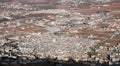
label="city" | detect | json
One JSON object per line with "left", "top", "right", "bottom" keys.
{"left": 0, "top": 0, "right": 120, "bottom": 66}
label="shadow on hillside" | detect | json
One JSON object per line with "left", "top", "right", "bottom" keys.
{"left": 0, "top": 56, "right": 120, "bottom": 66}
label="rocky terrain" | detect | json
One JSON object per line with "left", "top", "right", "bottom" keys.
{"left": 0, "top": 0, "right": 120, "bottom": 66}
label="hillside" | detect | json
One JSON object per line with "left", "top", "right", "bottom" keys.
{"left": 0, "top": 0, "right": 120, "bottom": 66}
